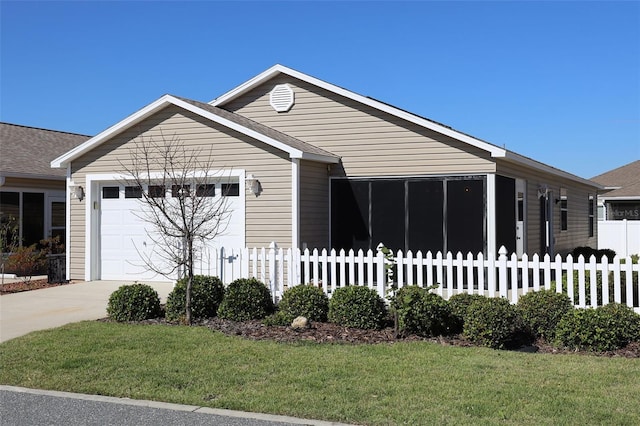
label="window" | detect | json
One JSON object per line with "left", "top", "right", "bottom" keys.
{"left": 196, "top": 184, "right": 216, "bottom": 197}
{"left": 171, "top": 185, "right": 190, "bottom": 198}
{"left": 560, "top": 188, "right": 568, "bottom": 231}
{"left": 588, "top": 195, "right": 594, "bottom": 237}
{"left": 221, "top": 183, "right": 240, "bottom": 196}
{"left": 0, "top": 191, "right": 45, "bottom": 247}
{"left": 124, "top": 186, "right": 142, "bottom": 198}
{"left": 102, "top": 186, "right": 119, "bottom": 199}
{"left": 148, "top": 185, "right": 165, "bottom": 198}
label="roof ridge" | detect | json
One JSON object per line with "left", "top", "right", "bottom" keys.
{"left": 0, "top": 121, "right": 91, "bottom": 138}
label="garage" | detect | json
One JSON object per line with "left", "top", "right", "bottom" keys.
{"left": 98, "top": 179, "right": 244, "bottom": 281}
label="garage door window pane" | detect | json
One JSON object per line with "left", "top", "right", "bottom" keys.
{"left": 222, "top": 183, "right": 239, "bottom": 196}
{"left": 172, "top": 185, "right": 190, "bottom": 198}
{"left": 196, "top": 184, "right": 216, "bottom": 197}
{"left": 102, "top": 187, "right": 119, "bottom": 199}
{"left": 125, "top": 186, "right": 142, "bottom": 198}
{"left": 148, "top": 185, "right": 165, "bottom": 198}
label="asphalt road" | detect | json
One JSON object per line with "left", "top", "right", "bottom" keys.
{"left": 0, "top": 386, "right": 351, "bottom": 426}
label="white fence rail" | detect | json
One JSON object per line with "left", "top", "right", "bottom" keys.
{"left": 598, "top": 219, "right": 640, "bottom": 258}
{"left": 199, "top": 246, "right": 640, "bottom": 313}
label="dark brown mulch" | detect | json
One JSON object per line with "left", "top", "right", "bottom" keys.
{"left": 122, "top": 316, "right": 640, "bottom": 358}
{"left": 0, "top": 278, "right": 79, "bottom": 295}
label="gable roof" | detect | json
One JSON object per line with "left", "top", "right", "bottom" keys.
{"left": 591, "top": 160, "right": 640, "bottom": 199}
{"left": 210, "top": 64, "right": 600, "bottom": 188}
{"left": 1, "top": 122, "right": 89, "bottom": 180}
{"left": 51, "top": 94, "right": 340, "bottom": 169}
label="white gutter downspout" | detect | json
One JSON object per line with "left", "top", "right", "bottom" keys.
{"left": 65, "top": 165, "right": 72, "bottom": 281}
{"left": 291, "top": 159, "right": 300, "bottom": 250}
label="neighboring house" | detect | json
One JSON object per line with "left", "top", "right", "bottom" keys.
{"left": 51, "top": 65, "right": 602, "bottom": 282}
{"left": 591, "top": 160, "right": 640, "bottom": 256}
{"left": 0, "top": 122, "right": 89, "bottom": 248}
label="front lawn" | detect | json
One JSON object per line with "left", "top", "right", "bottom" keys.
{"left": 1, "top": 322, "right": 639, "bottom": 425}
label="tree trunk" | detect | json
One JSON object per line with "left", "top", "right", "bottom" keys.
{"left": 185, "top": 237, "right": 194, "bottom": 325}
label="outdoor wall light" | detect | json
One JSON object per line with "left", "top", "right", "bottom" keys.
{"left": 72, "top": 185, "right": 85, "bottom": 201}
{"left": 245, "top": 174, "right": 261, "bottom": 196}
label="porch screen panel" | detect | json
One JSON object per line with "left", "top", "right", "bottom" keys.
{"left": 331, "top": 179, "right": 370, "bottom": 251}
{"left": 407, "top": 180, "right": 444, "bottom": 253}
{"left": 446, "top": 179, "right": 484, "bottom": 255}
{"left": 495, "top": 175, "right": 516, "bottom": 255}
{"left": 370, "top": 180, "right": 405, "bottom": 253}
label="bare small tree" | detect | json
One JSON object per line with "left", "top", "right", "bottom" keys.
{"left": 118, "top": 132, "right": 231, "bottom": 324}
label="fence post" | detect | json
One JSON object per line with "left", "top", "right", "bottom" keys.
{"left": 268, "top": 242, "right": 278, "bottom": 303}
{"left": 498, "top": 246, "right": 508, "bottom": 299}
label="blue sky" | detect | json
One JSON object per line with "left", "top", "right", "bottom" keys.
{"left": 1, "top": 1, "right": 638, "bottom": 179}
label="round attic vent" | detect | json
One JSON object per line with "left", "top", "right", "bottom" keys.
{"left": 270, "top": 84, "right": 294, "bottom": 112}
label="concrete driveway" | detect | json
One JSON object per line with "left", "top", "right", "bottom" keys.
{"left": 0, "top": 280, "right": 174, "bottom": 343}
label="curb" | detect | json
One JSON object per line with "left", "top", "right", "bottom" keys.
{"left": 0, "top": 385, "right": 355, "bottom": 426}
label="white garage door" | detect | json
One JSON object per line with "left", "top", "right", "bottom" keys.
{"left": 99, "top": 181, "right": 244, "bottom": 281}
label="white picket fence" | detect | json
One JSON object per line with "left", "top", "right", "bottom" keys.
{"left": 199, "top": 246, "right": 640, "bottom": 313}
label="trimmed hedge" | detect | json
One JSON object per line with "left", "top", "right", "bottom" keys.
{"left": 218, "top": 278, "right": 274, "bottom": 321}
{"left": 555, "top": 303, "right": 640, "bottom": 351}
{"left": 463, "top": 297, "right": 531, "bottom": 349}
{"left": 448, "top": 293, "right": 487, "bottom": 334}
{"left": 107, "top": 283, "right": 162, "bottom": 322}
{"left": 165, "top": 275, "right": 225, "bottom": 322}
{"left": 278, "top": 284, "right": 329, "bottom": 323}
{"left": 393, "top": 286, "right": 455, "bottom": 337}
{"left": 328, "top": 286, "right": 387, "bottom": 330}
{"left": 517, "top": 290, "right": 572, "bottom": 341}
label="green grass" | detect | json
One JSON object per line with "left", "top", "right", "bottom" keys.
{"left": 1, "top": 322, "right": 639, "bottom": 425}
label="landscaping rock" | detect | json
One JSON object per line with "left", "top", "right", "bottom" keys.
{"left": 291, "top": 316, "right": 310, "bottom": 329}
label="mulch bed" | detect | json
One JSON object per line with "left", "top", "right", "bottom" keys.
{"left": 127, "top": 316, "right": 640, "bottom": 358}
{"left": 6, "top": 280, "right": 639, "bottom": 358}
{"left": 0, "top": 278, "right": 79, "bottom": 295}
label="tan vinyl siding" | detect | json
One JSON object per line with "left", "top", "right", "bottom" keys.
{"left": 223, "top": 75, "right": 496, "bottom": 177}
{"left": 497, "top": 161, "right": 598, "bottom": 256}
{"left": 299, "top": 160, "right": 330, "bottom": 250}
{"left": 68, "top": 105, "right": 293, "bottom": 280}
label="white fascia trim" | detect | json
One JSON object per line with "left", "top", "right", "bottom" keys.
{"left": 210, "top": 65, "right": 507, "bottom": 158}
{"left": 169, "top": 97, "right": 337, "bottom": 164}
{"left": 51, "top": 94, "right": 338, "bottom": 168}
{"left": 51, "top": 96, "right": 176, "bottom": 169}
{"left": 501, "top": 151, "right": 603, "bottom": 189}
{"left": 600, "top": 196, "right": 640, "bottom": 201}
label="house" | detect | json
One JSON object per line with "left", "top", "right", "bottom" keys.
{"left": 591, "top": 160, "right": 640, "bottom": 256}
{"left": 51, "top": 65, "right": 602, "bottom": 282}
{"left": 1, "top": 123, "right": 89, "bottom": 248}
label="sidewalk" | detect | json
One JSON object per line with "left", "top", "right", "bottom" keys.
{"left": 0, "top": 280, "right": 174, "bottom": 343}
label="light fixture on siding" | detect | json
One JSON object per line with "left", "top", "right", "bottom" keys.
{"left": 71, "top": 184, "right": 85, "bottom": 201}
{"left": 245, "top": 174, "right": 261, "bottom": 196}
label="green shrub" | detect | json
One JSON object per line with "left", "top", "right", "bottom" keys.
{"left": 107, "top": 283, "right": 162, "bottom": 322}
{"left": 328, "top": 286, "right": 387, "bottom": 330}
{"left": 572, "top": 246, "right": 616, "bottom": 262}
{"left": 392, "top": 286, "right": 455, "bottom": 337}
{"left": 262, "top": 310, "right": 292, "bottom": 327}
{"left": 517, "top": 290, "right": 573, "bottom": 341}
{"left": 555, "top": 304, "right": 640, "bottom": 352}
{"left": 165, "top": 275, "right": 225, "bottom": 322}
{"left": 278, "top": 285, "right": 329, "bottom": 323}
{"left": 463, "top": 297, "right": 531, "bottom": 349}
{"left": 218, "top": 278, "right": 274, "bottom": 321}
{"left": 448, "top": 293, "right": 487, "bottom": 333}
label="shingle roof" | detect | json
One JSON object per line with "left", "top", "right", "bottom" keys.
{"left": 1, "top": 122, "right": 89, "bottom": 180}
{"left": 591, "top": 160, "right": 640, "bottom": 198}
{"left": 173, "top": 96, "right": 339, "bottom": 160}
